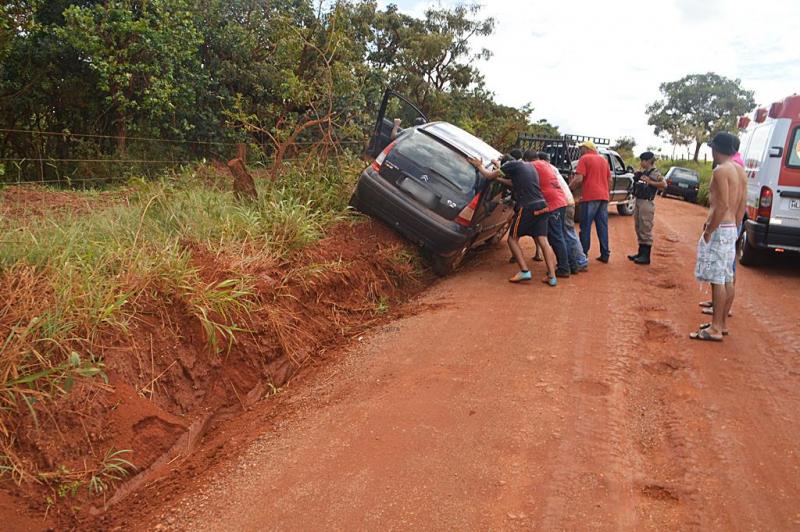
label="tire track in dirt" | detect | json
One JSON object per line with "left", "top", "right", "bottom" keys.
{"left": 643, "top": 200, "right": 800, "bottom": 530}
{"left": 104, "top": 198, "right": 800, "bottom": 531}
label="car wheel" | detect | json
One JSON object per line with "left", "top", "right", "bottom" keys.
{"left": 429, "top": 242, "right": 471, "bottom": 277}
{"left": 617, "top": 197, "right": 635, "bottom": 216}
{"left": 347, "top": 193, "right": 360, "bottom": 211}
{"left": 739, "top": 231, "right": 763, "bottom": 267}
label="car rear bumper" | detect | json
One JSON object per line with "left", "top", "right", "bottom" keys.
{"left": 745, "top": 219, "right": 800, "bottom": 252}
{"left": 352, "top": 167, "right": 473, "bottom": 254}
{"left": 664, "top": 184, "right": 698, "bottom": 198}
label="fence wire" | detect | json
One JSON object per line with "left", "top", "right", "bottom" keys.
{"left": 0, "top": 128, "right": 366, "bottom": 186}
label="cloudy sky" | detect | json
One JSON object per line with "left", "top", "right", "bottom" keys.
{"left": 386, "top": 0, "right": 800, "bottom": 156}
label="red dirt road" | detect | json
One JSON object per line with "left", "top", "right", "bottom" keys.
{"left": 147, "top": 198, "right": 800, "bottom": 531}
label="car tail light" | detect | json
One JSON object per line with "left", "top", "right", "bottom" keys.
{"left": 758, "top": 186, "right": 773, "bottom": 218}
{"left": 455, "top": 192, "right": 482, "bottom": 227}
{"left": 370, "top": 141, "right": 396, "bottom": 171}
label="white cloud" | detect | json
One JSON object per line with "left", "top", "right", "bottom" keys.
{"left": 388, "top": 0, "right": 800, "bottom": 156}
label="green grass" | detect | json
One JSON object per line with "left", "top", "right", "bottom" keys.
{"left": 0, "top": 156, "right": 362, "bottom": 480}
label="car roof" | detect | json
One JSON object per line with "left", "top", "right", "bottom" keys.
{"left": 668, "top": 166, "right": 699, "bottom": 174}
{"left": 420, "top": 121, "right": 501, "bottom": 161}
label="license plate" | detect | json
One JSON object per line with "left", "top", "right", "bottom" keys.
{"left": 790, "top": 199, "right": 800, "bottom": 210}
{"left": 678, "top": 183, "right": 689, "bottom": 188}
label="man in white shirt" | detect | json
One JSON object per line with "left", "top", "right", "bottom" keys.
{"left": 538, "top": 152, "right": 588, "bottom": 273}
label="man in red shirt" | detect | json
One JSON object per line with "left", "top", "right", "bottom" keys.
{"left": 570, "top": 140, "right": 612, "bottom": 262}
{"left": 524, "top": 150, "right": 571, "bottom": 277}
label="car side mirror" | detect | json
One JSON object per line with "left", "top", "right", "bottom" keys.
{"left": 626, "top": 166, "right": 635, "bottom": 173}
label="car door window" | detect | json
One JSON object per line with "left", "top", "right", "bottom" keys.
{"left": 367, "top": 90, "right": 427, "bottom": 158}
{"left": 611, "top": 155, "right": 625, "bottom": 174}
{"left": 786, "top": 127, "right": 800, "bottom": 168}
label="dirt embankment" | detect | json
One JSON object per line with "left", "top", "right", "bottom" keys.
{"left": 0, "top": 186, "right": 430, "bottom": 529}
{"left": 123, "top": 196, "right": 800, "bottom": 532}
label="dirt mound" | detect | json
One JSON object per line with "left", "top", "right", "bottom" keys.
{"left": 0, "top": 185, "right": 127, "bottom": 222}
{"left": 0, "top": 216, "right": 429, "bottom": 529}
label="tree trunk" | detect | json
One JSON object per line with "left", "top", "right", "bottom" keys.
{"left": 693, "top": 139, "right": 702, "bottom": 162}
{"left": 117, "top": 117, "right": 127, "bottom": 156}
{"left": 227, "top": 157, "right": 258, "bottom": 202}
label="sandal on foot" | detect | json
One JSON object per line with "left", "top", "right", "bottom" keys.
{"left": 701, "top": 307, "right": 733, "bottom": 317}
{"left": 700, "top": 323, "right": 729, "bottom": 336}
{"left": 689, "top": 328, "right": 723, "bottom": 342}
{"left": 698, "top": 300, "right": 713, "bottom": 308}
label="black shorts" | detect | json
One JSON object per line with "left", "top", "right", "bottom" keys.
{"left": 509, "top": 207, "right": 549, "bottom": 239}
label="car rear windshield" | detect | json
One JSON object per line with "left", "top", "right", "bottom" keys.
{"left": 393, "top": 132, "right": 478, "bottom": 193}
{"left": 421, "top": 122, "right": 501, "bottom": 161}
{"left": 671, "top": 169, "right": 699, "bottom": 181}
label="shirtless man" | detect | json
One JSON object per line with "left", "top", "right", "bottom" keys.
{"left": 691, "top": 132, "right": 747, "bottom": 341}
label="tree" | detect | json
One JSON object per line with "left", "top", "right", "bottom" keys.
{"left": 611, "top": 136, "right": 636, "bottom": 159}
{"left": 60, "top": 0, "right": 203, "bottom": 152}
{"left": 646, "top": 73, "right": 755, "bottom": 161}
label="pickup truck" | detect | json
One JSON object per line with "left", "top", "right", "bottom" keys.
{"left": 515, "top": 133, "right": 636, "bottom": 216}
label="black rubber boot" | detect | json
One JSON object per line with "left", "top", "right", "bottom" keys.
{"left": 628, "top": 244, "right": 643, "bottom": 261}
{"left": 634, "top": 245, "right": 651, "bottom": 265}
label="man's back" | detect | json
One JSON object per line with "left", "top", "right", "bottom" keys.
{"left": 532, "top": 160, "right": 567, "bottom": 211}
{"left": 576, "top": 153, "right": 611, "bottom": 202}
{"left": 500, "top": 160, "right": 546, "bottom": 211}
{"left": 709, "top": 161, "right": 746, "bottom": 224}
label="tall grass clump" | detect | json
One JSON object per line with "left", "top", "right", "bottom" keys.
{"left": 0, "top": 156, "right": 361, "bottom": 481}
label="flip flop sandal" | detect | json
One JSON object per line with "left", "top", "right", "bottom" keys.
{"left": 700, "top": 323, "right": 729, "bottom": 336}
{"left": 701, "top": 307, "right": 733, "bottom": 317}
{"left": 689, "top": 328, "right": 723, "bottom": 342}
{"left": 698, "top": 301, "right": 713, "bottom": 308}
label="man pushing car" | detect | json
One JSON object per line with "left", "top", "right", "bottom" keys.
{"left": 468, "top": 152, "right": 558, "bottom": 286}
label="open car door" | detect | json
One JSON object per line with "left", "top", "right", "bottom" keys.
{"left": 608, "top": 152, "right": 634, "bottom": 202}
{"left": 366, "top": 89, "right": 428, "bottom": 158}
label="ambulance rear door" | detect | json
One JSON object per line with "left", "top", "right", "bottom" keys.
{"left": 774, "top": 122, "right": 800, "bottom": 231}
{"left": 742, "top": 122, "right": 775, "bottom": 217}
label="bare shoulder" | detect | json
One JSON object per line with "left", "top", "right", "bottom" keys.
{"left": 712, "top": 161, "right": 737, "bottom": 183}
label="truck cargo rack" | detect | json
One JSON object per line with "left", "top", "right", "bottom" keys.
{"left": 514, "top": 133, "right": 611, "bottom": 176}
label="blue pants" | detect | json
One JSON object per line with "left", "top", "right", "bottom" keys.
{"left": 565, "top": 226, "right": 588, "bottom": 269}
{"left": 579, "top": 200, "right": 610, "bottom": 259}
{"left": 547, "top": 207, "right": 571, "bottom": 274}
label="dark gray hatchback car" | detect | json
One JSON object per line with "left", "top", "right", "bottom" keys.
{"left": 350, "top": 90, "right": 514, "bottom": 275}
{"left": 661, "top": 166, "right": 700, "bottom": 202}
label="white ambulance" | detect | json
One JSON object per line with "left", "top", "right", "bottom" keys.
{"left": 737, "top": 94, "right": 800, "bottom": 265}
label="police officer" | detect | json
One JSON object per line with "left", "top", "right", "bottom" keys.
{"left": 627, "top": 151, "right": 666, "bottom": 265}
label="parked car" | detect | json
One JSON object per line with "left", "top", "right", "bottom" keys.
{"left": 517, "top": 133, "right": 636, "bottom": 216}
{"left": 661, "top": 166, "right": 700, "bottom": 202}
{"left": 735, "top": 94, "right": 800, "bottom": 266}
{"left": 350, "top": 90, "right": 515, "bottom": 275}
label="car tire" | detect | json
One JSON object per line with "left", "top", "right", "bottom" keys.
{"left": 347, "top": 192, "right": 360, "bottom": 211}
{"left": 739, "top": 231, "right": 763, "bottom": 267}
{"left": 428, "top": 241, "right": 471, "bottom": 277}
{"left": 617, "top": 197, "right": 635, "bottom": 216}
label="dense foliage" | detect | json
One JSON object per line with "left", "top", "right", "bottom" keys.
{"left": 646, "top": 73, "right": 755, "bottom": 162}
{"left": 0, "top": 0, "right": 558, "bottom": 182}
